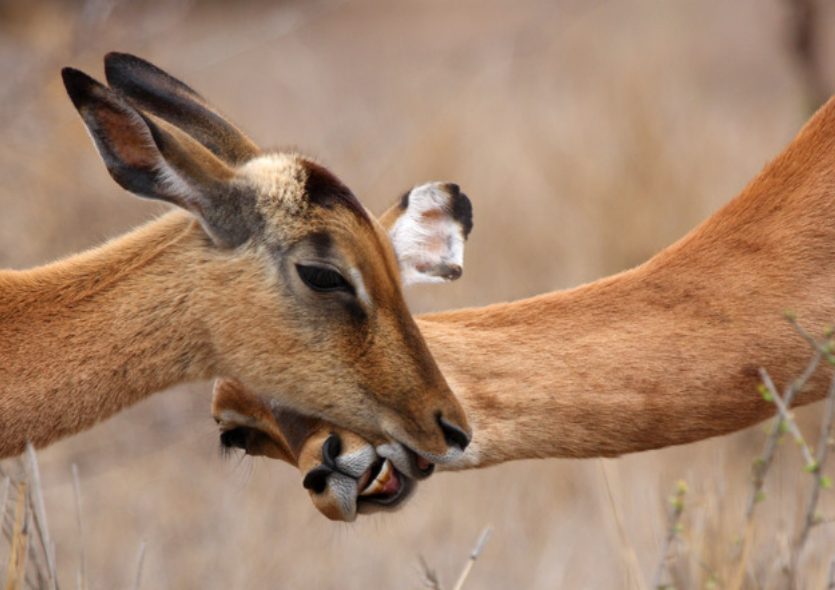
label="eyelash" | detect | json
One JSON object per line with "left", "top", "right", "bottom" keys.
{"left": 295, "top": 264, "right": 354, "bottom": 294}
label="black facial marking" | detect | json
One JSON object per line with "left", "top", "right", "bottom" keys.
{"left": 304, "top": 161, "right": 370, "bottom": 222}
{"left": 208, "top": 184, "right": 264, "bottom": 248}
{"left": 306, "top": 232, "right": 334, "bottom": 260}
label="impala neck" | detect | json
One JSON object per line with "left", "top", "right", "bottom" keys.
{"left": 422, "top": 102, "right": 835, "bottom": 469}
{"left": 0, "top": 211, "right": 219, "bottom": 456}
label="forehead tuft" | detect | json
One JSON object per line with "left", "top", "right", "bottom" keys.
{"left": 239, "top": 153, "right": 309, "bottom": 217}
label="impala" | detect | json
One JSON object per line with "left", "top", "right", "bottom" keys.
{"left": 0, "top": 53, "right": 472, "bottom": 465}
{"left": 214, "top": 91, "right": 835, "bottom": 521}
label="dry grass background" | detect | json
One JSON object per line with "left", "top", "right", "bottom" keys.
{"left": 1, "top": 0, "right": 835, "bottom": 587}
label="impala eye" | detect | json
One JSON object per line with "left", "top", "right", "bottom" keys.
{"left": 296, "top": 264, "right": 353, "bottom": 293}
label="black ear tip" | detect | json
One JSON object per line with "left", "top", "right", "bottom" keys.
{"left": 105, "top": 52, "right": 159, "bottom": 79}
{"left": 449, "top": 188, "right": 473, "bottom": 238}
{"left": 61, "top": 67, "right": 99, "bottom": 108}
{"left": 104, "top": 51, "right": 140, "bottom": 71}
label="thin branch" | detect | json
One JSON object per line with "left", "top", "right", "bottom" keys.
{"left": 650, "top": 480, "right": 688, "bottom": 590}
{"left": 784, "top": 369, "right": 835, "bottom": 585}
{"left": 731, "top": 327, "right": 828, "bottom": 590}
{"left": 745, "top": 344, "right": 824, "bottom": 520}
{"left": 758, "top": 368, "right": 815, "bottom": 468}
{"left": 799, "top": 372, "right": 835, "bottom": 544}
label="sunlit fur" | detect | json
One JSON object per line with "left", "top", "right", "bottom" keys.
{"left": 215, "top": 92, "right": 835, "bottom": 521}
{"left": 0, "top": 54, "right": 470, "bottom": 460}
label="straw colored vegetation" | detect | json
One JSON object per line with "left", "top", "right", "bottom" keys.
{"left": 1, "top": 0, "right": 834, "bottom": 587}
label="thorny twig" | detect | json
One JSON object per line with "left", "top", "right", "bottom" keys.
{"left": 746, "top": 339, "right": 825, "bottom": 519}
{"left": 758, "top": 369, "right": 815, "bottom": 470}
{"left": 731, "top": 320, "right": 832, "bottom": 590}
{"left": 650, "top": 481, "right": 688, "bottom": 590}
{"left": 785, "top": 364, "right": 835, "bottom": 585}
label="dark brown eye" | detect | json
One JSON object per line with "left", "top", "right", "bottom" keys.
{"left": 296, "top": 264, "right": 353, "bottom": 294}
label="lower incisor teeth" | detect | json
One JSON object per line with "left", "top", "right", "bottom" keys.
{"left": 360, "top": 460, "right": 392, "bottom": 496}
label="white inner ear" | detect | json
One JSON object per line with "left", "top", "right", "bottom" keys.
{"left": 388, "top": 182, "right": 466, "bottom": 286}
{"left": 154, "top": 159, "right": 200, "bottom": 204}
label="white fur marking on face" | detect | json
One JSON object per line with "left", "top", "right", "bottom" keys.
{"left": 388, "top": 182, "right": 466, "bottom": 286}
{"left": 349, "top": 268, "right": 372, "bottom": 308}
{"left": 335, "top": 445, "right": 377, "bottom": 478}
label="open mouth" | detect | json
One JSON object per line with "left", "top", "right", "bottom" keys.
{"left": 355, "top": 448, "right": 433, "bottom": 511}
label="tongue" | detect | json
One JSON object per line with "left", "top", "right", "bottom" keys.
{"left": 381, "top": 468, "right": 400, "bottom": 494}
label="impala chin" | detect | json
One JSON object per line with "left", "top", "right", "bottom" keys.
{"left": 305, "top": 441, "right": 421, "bottom": 521}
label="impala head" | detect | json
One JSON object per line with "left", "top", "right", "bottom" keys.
{"left": 63, "top": 53, "right": 472, "bottom": 463}
{"left": 212, "top": 179, "right": 476, "bottom": 520}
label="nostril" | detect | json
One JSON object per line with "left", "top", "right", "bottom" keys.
{"left": 321, "top": 433, "right": 342, "bottom": 470}
{"left": 302, "top": 466, "right": 331, "bottom": 494}
{"left": 437, "top": 414, "right": 470, "bottom": 451}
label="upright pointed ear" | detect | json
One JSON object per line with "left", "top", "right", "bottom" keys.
{"left": 380, "top": 182, "right": 473, "bottom": 286}
{"left": 103, "top": 52, "right": 260, "bottom": 166}
{"left": 63, "top": 67, "right": 251, "bottom": 247}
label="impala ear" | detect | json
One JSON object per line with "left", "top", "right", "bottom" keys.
{"left": 380, "top": 182, "right": 473, "bottom": 286}
{"left": 212, "top": 380, "right": 299, "bottom": 465}
{"left": 104, "top": 52, "right": 260, "bottom": 166}
{"left": 63, "top": 67, "right": 251, "bottom": 247}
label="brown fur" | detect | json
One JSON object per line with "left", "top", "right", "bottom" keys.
{"left": 214, "top": 92, "right": 835, "bottom": 480}
{"left": 0, "top": 54, "right": 470, "bottom": 460}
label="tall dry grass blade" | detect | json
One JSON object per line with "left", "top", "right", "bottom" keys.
{"left": 71, "top": 464, "right": 87, "bottom": 590}
{"left": 451, "top": 526, "right": 492, "bottom": 590}
{"left": 598, "top": 460, "right": 646, "bottom": 590}
{"left": 0, "top": 477, "right": 10, "bottom": 524}
{"left": 132, "top": 541, "right": 147, "bottom": 590}
{"left": 5, "top": 482, "right": 25, "bottom": 590}
{"left": 417, "top": 555, "right": 444, "bottom": 590}
{"left": 0, "top": 476, "right": 9, "bottom": 585}
{"left": 25, "top": 443, "right": 56, "bottom": 590}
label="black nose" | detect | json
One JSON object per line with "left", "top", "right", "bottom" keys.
{"left": 303, "top": 466, "right": 330, "bottom": 494}
{"left": 437, "top": 414, "right": 470, "bottom": 451}
{"left": 302, "top": 433, "right": 342, "bottom": 494}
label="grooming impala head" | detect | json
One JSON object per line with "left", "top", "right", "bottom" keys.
{"left": 213, "top": 179, "right": 476, "bottom": 520}
{"left": 63, "top": 53, "right": 470, "bottom": 463}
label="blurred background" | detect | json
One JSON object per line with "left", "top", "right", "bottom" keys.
{"left": 2, "top": 0, "right": 835, "bottom": 587}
